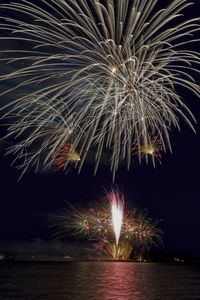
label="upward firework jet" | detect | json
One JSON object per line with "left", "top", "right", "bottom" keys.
{"left": 108, "top": 190, "right": 124, "bottom": 245}
{"left": 0, "top": 1, "right": 200, "bottom": 177}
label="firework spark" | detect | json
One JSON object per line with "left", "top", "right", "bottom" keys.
{"left": 0, "top": 0, "right": 199, "bottom": 177}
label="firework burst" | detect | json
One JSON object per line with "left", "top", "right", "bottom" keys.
{"left": 0, "top": 0, "right": 199, "bottom": 177}
{"left": 52, "top": 190, "right": 163, "bottom": 260}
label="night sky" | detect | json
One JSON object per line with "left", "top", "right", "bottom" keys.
{"left": 0, "top": 0, "right": 200, "bottom": 257}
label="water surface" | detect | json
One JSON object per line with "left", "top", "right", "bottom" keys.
{"left": 0, "top": 262, "right": 200, "bottom": 299}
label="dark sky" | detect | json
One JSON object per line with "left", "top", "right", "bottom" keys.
{"left": 0, "top": 0, "right": 200, "bottom": 257}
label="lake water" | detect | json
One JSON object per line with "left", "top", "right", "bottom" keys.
{"left": 0, "top": 262, "right": 200, "bottom": 299}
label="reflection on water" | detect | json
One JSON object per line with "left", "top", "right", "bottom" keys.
{"left": 0, "top": 262, "right": 200, "bottom": 299}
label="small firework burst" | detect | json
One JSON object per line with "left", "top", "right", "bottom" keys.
{"left": 133, "top": 136, "right": 164, "bottom": 165}
{"left": 105, "top": 241, "right": 133, "bottom": 261}
{"left": 53, "top": 143, "right": 80, "bottom": 170}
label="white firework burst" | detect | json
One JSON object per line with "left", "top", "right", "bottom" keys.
{"left": 0, "top": 0, "right": 199, "bottom": 178}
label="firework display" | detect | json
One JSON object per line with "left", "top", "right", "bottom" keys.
{"left": 0, "top": 0, "right": 199, "bottom": 177}
{"left": 53, "top": 190, "right": 163, "bottom": 260}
